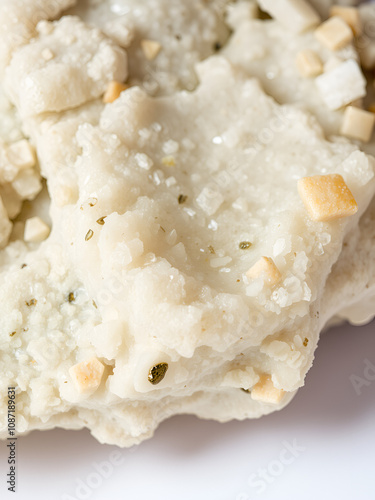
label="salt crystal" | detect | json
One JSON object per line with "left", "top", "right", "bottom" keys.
{"left": 135, "top": 153, "right": 153, "bottom": 170}
{"left": 196, "top": 187, "right": 224, "bottom": 216}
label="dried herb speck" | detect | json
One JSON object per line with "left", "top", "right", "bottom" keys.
{"left": 239, "top": 241, "right": 252, "bottom": 250}
{"left": 21, "top": 264, "right": 27, "bottom": 269}
{"left": 241, "top": 388, "right": 251, "bottom": 394}
{"left": 9, "top": 331, "right": 16, "bottom": 337}
{"left": 214, "top": 42, "right": 222, "bottom": 51}
{"left": 208, "top": 245, "right": 215, "bottom": 254}
{"left": 148, "top": 363, "right": 168, "bottom": 385}
{"left": 26, "top": 299, "right": 37, "bottom": 307}
{"left": 92, "top": 300, "right": 97, "bottom": 309}
{"left": 303, "top": 337, "right": 309, "bottom": 347}
{"left": 68, "top": 292, "right": 75, "bottom": 303}
{"left": 96, "top": 216, "right": 107, "bottom": 226}
{"left": 178, "top": 194, "right": 188, "bottom": 204}
{"left": 85, "top": 229, "right": 94, "bottom": 241}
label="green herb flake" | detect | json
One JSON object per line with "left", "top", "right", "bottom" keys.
{"left": 96, "top": 216, "right": 107, "bottom": 226}
{"left": 68, "top": 292, "right": 75, "bottom": 303}
{"left": 239, "top": 241, "right": 252, "bottom": 250}
{"left": 178, "top": 194, "right": 188, "bottom": 204}
{"left": 85, "top": 229, "right": 94, "bottom": 241}
{"left": 26, "top": 299, "right": 37, "bottom": 307}
{"left": 148, "top": 363, "right": 169, "bottom": 385}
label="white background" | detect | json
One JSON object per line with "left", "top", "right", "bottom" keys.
{"left": 1, "top": 320, "right": 374, "bottom": 500}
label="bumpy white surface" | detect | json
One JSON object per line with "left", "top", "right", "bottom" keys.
{"left": 4, "top": 16, "right": 127, "bottom": 117}
{"left": 0, "top": 88, "right": 42, "bottom": 249}
{"left": 223, "top": 18, "right": 361, "bottom": 136}
{"left": 1, "top": 49, "right": 375, "bottom": 445}
{"left": 222, "top": 6, "right": 375, "bottom": 328}
{"left": 1, "top": 0, "right": 375, "bottom": 448}
{"left": 67, "top": 0, "right": 230, "bottom": 95}
{"left": 0, "top": 0, "right": 77, "bottom": 74}
{"left": 323, "top": 195, "right": 375, "bottom": 326}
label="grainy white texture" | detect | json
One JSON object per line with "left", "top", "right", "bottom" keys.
{"left": 0, "top": 0, "right": 375, "bottom": 448}
{"left": 1, "top": 51, "right": 375, "bottom": 445}
{"left": 4, "top": 16, "right": 127, "bottom": 116}
{"left": 67, "top": 0, "right": 231, "bottom": 95}
{"left": 0, "top": 0, "right": 77, "bottom": 73}
{"left": 223, "top": 19, "right": 361, "bottom": 136}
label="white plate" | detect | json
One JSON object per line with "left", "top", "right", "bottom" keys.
{"left": 1, "top": 320, "right": 374, "bottom": 500}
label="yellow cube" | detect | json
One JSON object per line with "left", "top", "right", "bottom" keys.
{"left": 296, "top": 49, "right": 323, "bottom": 77}
{"left": 69, "top": 357, "right": 105, "bottom": 393}
{"left": 340, "top": 106, "right": 375, "bottom": 143}
{"left": 251, "top": 374, "right": 285, "bottom": 404}
{"left": 298, "top": 174, "right": 358, "bottom": 222}
{"left": 246, "top": 257, "right": 282, "bottom": 286}
{"left": 141, "top": 39, "right": 162, "bottom": 60}
{"left": 315, "top": 16, "right": 353, "bottom": 51}
{"left": 103, "top": 81, "right": 128, "bottom": 104}
{"left": 330, "top": 6, "right": 362, "bottom": 36}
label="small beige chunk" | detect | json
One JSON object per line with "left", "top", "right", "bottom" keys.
{"left": 315, "top": 16, "right": 353, "bottom": 51}
{"left": 340, "top": 106, "right": 375, "bottom": 143}
{"left": 251, "top": 375, "right": 285, "bottom": 404}
{"left": 246, "top": 257, "right": 281, "bottom": 286}
{"left": 298, "top": 174, "right": 358, "bottom": 222}
{"left": 103, "top": 81, "right": 128, "bottom": 104}
{"left": 69, "top": 357, "right": 105, "bottom": 393}
{"left": 7, "top": 140, "right": 36, "bottom": 170}
{"left": 330, "top": 6, "right": 362, "bottom": 36}
{"left": 296, "top": 49, "right": 323, "bottom": 77}
{"left": 41, "top": 48, "right": 55, "bottom": 61}
{"left": 24, "top": 216, "right": 50, "bottom": 243}
{"left": 141, "top": 39, "right": 162, "bottom": 60}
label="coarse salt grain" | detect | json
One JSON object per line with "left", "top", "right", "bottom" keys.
{"left": 7, "top": 140, "right": 36, "bottom": 169}
{"left": 315, "top": 59, "right": 366, "bottom": 110}
{"left": 135, "top": 153, "right": 154, "bottom": 170}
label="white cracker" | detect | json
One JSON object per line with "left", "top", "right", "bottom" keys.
{"left": 1, "top": 55, "right": 374, "bottom": 446}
